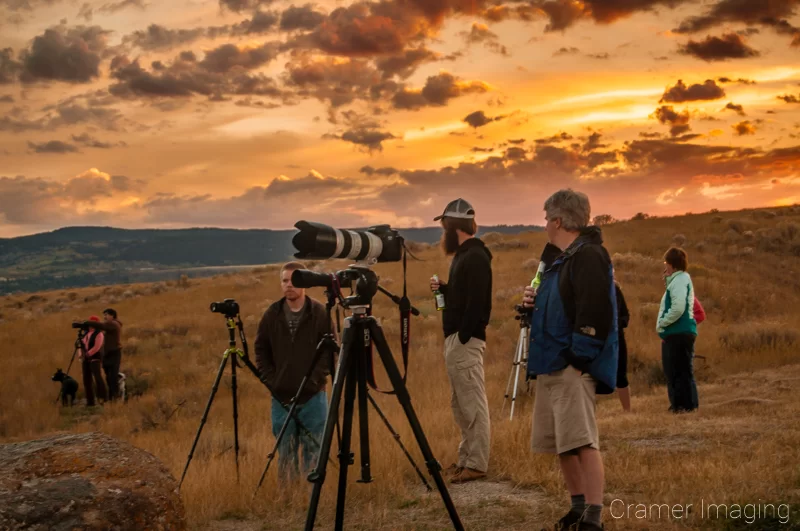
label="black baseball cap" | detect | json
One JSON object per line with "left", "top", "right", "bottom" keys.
{"left": 433, "top": 198, "right": 475, "bottom": 221}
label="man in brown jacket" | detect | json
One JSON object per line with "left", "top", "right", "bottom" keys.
{"left": 84, "top": 308, "right": 123, "bottom": 401}
{"left": 255, "top": 262, "right": 333, "bottom": 482}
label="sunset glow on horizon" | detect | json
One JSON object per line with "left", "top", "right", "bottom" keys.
{"left": 1, "top": 0, "right": 800, "bottom": 237}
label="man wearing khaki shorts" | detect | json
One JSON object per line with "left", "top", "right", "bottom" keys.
{"left": 430, "top": 198, "right": 493, "bottom": 484}
{"left": 523, "top": 189, "right": 619, "bottom": 531}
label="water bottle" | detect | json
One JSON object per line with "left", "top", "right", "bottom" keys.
{"left": 531, "top": 262, "right": 545, "bottom": 292}
{"left": 432, "top": 274, "right": 445, "bottom": 311}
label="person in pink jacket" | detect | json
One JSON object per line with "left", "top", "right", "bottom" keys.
{"left": 81, "top": 315, "right": 108, "bottom": 406}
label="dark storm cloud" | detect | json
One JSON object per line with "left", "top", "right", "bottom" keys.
{"left": 660, "top": 79, "right": 725, "bottom": 103}
{"left": 652, "top": 105, "right": 691, "bottom": 137}
{"left": 724, "top": 102, "right": 745, "bottom": 116}
{"left": 19, "top": 25, "right": 111, "bottom": 83}
{"left": 0, "top": 48, "right": 22, "bottom": 84}
{"left": 391, "top": 72, "right": 490, "bottom": 110}
{"left": 674, "top": 0, "right": 800, "bottom": 45}
{"left": 375, "top": 47, "right": 438, "bottom": 79}
{"left": 280, "top": 4, "right": 326, "bottom": 31}
{"left": 27, "top": 139, "right": 79, "bottom": 153}
{"left": 463, "top": 110, "right": 504, "bottom": 128}
{"left": 678, "top": 33, "right": 760, "bottom": 61}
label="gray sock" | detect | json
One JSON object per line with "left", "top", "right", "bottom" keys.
{"left": 583, "top": 504, "right": 603, "bottom": 526}
{"left": 570, "top": 494, "right": 586, "bottom": 514}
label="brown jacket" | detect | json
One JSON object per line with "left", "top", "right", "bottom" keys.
{"left": 85, "top": 319, "right": 123, "bottom": 351}
{"left": 254, "top": 297, "right": 333, "bottom": 405}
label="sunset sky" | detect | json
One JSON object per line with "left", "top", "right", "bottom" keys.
{"left": 1, "top": 0, "right": 799, "bottom": 237}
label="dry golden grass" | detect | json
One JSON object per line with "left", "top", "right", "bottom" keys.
{"left": 2, "top": 206, "right": 800, "bottom": 530}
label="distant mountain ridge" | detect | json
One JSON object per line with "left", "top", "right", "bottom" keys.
{"left": 0, "top": 224, "right": 543, "bottom": 294}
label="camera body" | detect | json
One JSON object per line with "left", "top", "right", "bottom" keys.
{"left": 210, "top": 299, "right": 240, "bottom": 316}
{"left": 71, "top": 322, "right": 90, "bottom": 330}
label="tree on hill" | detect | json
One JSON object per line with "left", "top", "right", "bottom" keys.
{"left": 592, "top": 214, "right": 617, "bottom": 226}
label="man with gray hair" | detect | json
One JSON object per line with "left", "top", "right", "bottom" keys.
{"left": 522, "top": 189, "right": 618, "bottom": 531}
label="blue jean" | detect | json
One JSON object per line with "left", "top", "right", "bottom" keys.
{"left": 271, "top": 390, "right": 328, "bottom": 482}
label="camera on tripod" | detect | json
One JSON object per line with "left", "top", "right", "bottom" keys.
{"left": 210, "top": 298, "right": 240, "bottom": 317}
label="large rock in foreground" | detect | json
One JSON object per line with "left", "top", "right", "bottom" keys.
{"left": 0, "top": 432, "right": 186, "bottom": 530}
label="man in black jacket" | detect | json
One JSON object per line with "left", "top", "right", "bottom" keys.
{"left": 255, "top": 261, "right": 333, "bottom": 482}
{"left": 429, "top": 198, "right": 492, "bottom": 484}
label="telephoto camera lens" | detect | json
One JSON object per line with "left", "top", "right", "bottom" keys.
{"left": 292, "top": 221, "right": 404, "bottom": 263}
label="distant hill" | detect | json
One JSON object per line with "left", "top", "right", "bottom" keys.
{"left": 0, "top": 224, "right": 543, "bottom": 294}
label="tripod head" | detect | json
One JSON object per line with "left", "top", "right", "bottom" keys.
{"left": 291, "top": 264, "right": 380, "bottom": 309}
{"left": 514, "top": 303, "right": 532, "bottom": 327}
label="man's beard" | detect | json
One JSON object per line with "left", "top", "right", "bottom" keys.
{"left": 440, "top": 227, "right": 460, "bottom": 255}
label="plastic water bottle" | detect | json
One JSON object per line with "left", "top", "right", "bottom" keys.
{"left": 432, "top": 274, "right": 445, "bottom": 311}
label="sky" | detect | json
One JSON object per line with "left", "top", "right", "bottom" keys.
{"left": 1, "top": 0, "right": 799, "bottom": 237}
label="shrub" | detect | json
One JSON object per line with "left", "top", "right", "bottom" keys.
{"left": 718, "top": 325, "right": 799, "bottom": 353}
{"left": 612, "top": 252, "right": 659, "bottom": 270}
{"left": 522, "top": 257, "right": 540, "bottom": 270}
{"left": 711, "top": 216, "right": 723, "bottom": 224}
{"left": 753, "top": 210, "right": 777, "bottom": 220}
{"left": 778, "top": 221, "right": 799, "bottom": 241}
{"left": 486, "top": 239, "right": 529, "bottom": 251}
{"left": 481, "top": 232, "right": 504, "bottom": 244}
{"left": 672, "top": 233, "right": 686, "bottom": 246}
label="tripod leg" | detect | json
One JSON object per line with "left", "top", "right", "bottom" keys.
{"left": 253, "top": 393, "right": 308, "bottom": 496}
{"left": 367, "top": 392, "right": 431, "bottom": 491}
{"left": 179, "top": 353, "right": 230, "bottom": 489}
{"left": 356, "top": 348, "right": 372, "bottom": 484}
{"left": 239, "top": 346, "right": 333, "bottom": 459}
{"left": 510, "top": 328, "right": 526, "bottom": 421}
{"left": 334, "top": 358, "right": 358, "bottom": 531}
{"left": 368, "top": 320, "right": 464, "bottom": 531}
{"left": 305, "top": 326, "right": 355, "bottom": 531}
{"left": 56, "top": 345, "right": 80, "bottom": 404}
{"left": 502, "top": 336, "right": 520, "bottom": 415}
{"left": 231, "top": 353, "right": 240, "bottom": 483}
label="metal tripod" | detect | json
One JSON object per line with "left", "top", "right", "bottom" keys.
{"left": 502, "top": 307, "right": 531, "bottom": 421}
{"left": 54, "top": 328, "right": 86, "bottom": 404}
{"left": 178, "top": 313, "right": 324, "bottom": 489}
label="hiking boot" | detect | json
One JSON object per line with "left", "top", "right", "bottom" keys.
{"left": 442, "top": 463, "right": 463, "bottom": 478}
{"left": 540, "top": 510, "right": 581, "bottom": 531}
{"left": 449, "top": 467, "right": 486, "bottom": 484}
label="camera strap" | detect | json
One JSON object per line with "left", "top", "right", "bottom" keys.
{"left": 366, "top": 248, "right": 411, "bottom": 395}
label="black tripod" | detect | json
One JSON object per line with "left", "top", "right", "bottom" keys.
{"left": 253, "top": 288, "right": 432, "bottom": 498}
{"left": 178, "top": 303, "right": 324, "bottom": 489}
{"left": 55, "top": 328, "right": 86, "bottom": 404}
{"left": 301, "top": 266, "right": 463, "bottom": 531}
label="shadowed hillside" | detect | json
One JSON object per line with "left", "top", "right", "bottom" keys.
{"left": 0, "top": 224, "right": 542, "bottom": 294}
{"left": 1, "top": 206, "right": 799, "bottom": 530}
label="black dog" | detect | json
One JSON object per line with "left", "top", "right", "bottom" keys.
{"left": 52, "top": 369, "right": 79, "bottom": 407}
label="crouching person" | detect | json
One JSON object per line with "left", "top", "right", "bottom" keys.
{"left": 523, "top": 189, "right": 618, "bottom": 531}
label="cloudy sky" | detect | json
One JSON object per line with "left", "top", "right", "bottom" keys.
{"left": 1, "top": 0, "right": 799, "bottom": 237}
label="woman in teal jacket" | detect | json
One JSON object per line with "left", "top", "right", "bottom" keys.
{"left": 657, "top": 247, "right": 698, "bottom": 413}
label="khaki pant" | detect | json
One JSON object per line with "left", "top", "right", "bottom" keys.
{"left": 531, "top": 367, "right": 599, "bottom": 455}
{"left": 444, "top": 334, "right": 490, "bottom": 472}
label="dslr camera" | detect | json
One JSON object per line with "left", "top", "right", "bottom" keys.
{"left": 210, "top": 298, "right": 240, "bottom": 317}
{"left": 71, "top": 322, "right": 90, "bottom": 330}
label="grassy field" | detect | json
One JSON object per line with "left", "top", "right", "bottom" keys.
{"left": 2, "top": 206, "right": 799, "bottom": 530}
